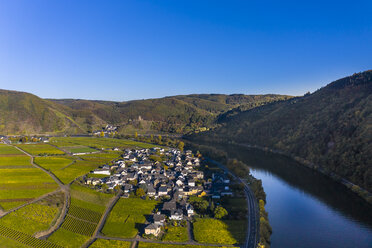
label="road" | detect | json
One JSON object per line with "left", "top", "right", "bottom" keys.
{"left": 206, "top": 158, "right": 259, "bottom": 248}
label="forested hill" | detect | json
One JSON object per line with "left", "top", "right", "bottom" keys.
{"left": 188, "top": 70, "right": 372, "bottom": 193}
{"left": 0, "top": 90, "right": 291, "bottom": 135}
{"left": 50, "top": 94, "right": 292, "bottom": 134}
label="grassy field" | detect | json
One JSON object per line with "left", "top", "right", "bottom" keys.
{"left": 0, "top": 144, "right": 23, "bottom": 155}
{"left": 102, "top": 198, "right": 159, "bottom": 238}
{"left": 0, "top": 155, "right": 58, "bottom": 211}
{"left": 90, "top": 239, "right": 131, "bottom": 248}
{"left": 162, "top": 225, "right": 189, "bottom": 242}
{"left": 50, "top": 137, "right": 157, "bottom": 149}
{"left": 193, "top": 218, "right": 245, "bottom": 245}
{"left": 16, "top": 143, "right": 65, "bottom": 156}
{"left": 138, "top": 243, "right": 231, "bottom": 248}
{"left": 0, "top": 192, "right": 64, "bottom": 235}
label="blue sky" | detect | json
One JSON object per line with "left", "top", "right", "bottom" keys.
{"left": 0, "top": 0, "right": 371, "bottom": 101}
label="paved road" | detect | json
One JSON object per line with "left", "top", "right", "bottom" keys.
{"left": 206, "top": 158, "right": 259, "bottom": 248}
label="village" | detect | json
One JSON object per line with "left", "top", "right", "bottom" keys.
{"left": 85, "top": 147, "right": 234, "bottom": 239}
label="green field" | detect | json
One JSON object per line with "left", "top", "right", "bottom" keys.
{"left": 50, "top": 137, "right": 157, "bottom": 149}
{"left": 0, "top": 144, "right": 23, "bottom": 155}
{"left": 35, "top": 153, "right": 118, "bottom": 184}
{"left": 90, "top": 239, "right": 131, "bottom": 248}
{"left": 0, "top": 156, "right": 31, "bottom": 167}
{"left": 102, "top": 198, "right": 159, "bottom": 238}
{"left": 138, "top": 243, "right": 231, "bottom": 248}
{"left": 162, "top": 225, "right": 188, "bottom": 242}
{"left": 62, "top": 146, "right": 98, "bottom": 154}
{"left": 193, "top": 218, "right": 245, "bottom": 245}
{"left": 34, "top": 156, "right": 75, "bottom": 171}
{"left": 0, "top": 155, "right": 58, "bottom": 211}
{"left": 16, "top": 144, "right": 65, "bottom": 156}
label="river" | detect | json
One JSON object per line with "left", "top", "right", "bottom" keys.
{"left": 222, "top": 145, "right": 372, "bottom": 248}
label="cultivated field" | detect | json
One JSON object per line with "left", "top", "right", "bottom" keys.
{"left": 35, "top": 152, "right": 119, "bottom": 184}
{"left": 0, "top": 192, "right": 64, "bottom": 235}
{"left": 162, "top": 225, "right": 189, "bottom": 242}
{"left": 48, "top": 183, "right": 114, "bottom": 248}
{"left": 16, "top": 144, "right": 65, "bottom": 156}
{"left": 102, "top": 198, "right": 159, "bottom": 238}
{"left": 90, "top": 239, "right": 131, "bottom": 248}
{"left": 137, "top": 243, "right": 231, "bottom": 248}
{"left": 50, "top": 137, "right": 157, "bottom": 149}
{"left": 0, "top": 144, "right": 24, "bottom": 155}
{"left": 0, "top": 153, "right": 58, "bottom": 211}
{"left": 62, "top": 146, "right": 98, "bottom": 154}
{"left": 193, "top": 218, "right": 245, "bottom": 245}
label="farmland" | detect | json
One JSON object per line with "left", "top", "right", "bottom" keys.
{"left": 162, "top": 225, "right": 189, "bottom": 242}
{"left": 63, "top": 146, "right": 98, "bottom": 154}
{"left": 48, "top": 183, "right": 113, "bottom": 247}
{"left": 16, "top": 144, "right": 65, "bottom": 156}
{"left": 0, "top": 153, "right": 58, "bottom": 211}
{"left": 193, "top": 218, "right": 245, "bottom": 245}
{"left": 35, "top": 152, "right": 119, "bottom": 184}
{"left": 50, "top": 137, "right": 157, "bottom": 149}
{"left": 0, "top": 224, "right": 63, "bottom": 248}
{"left": 34, "top": 157, "right": 75, "bottom": 171}
{"left": 47, "top": 227, "right": 88, "bottom": 248}
{"left": 0, "top": 144, "right": 24, "bottom": 155}
{"left": 137, "top": 243, "right": 231, "bottom": 248}
{"left": 102, "top": 198, "right": 159, "bottom": 238}
{"left": 90, "top": 239, "right": 131, "bottom": 248}
{"left": 0, "top": 192, "right": 64, "bottom": 235}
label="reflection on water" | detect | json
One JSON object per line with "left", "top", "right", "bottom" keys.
{"left": 221, "top": 144, "right": 372, "bottom": 248}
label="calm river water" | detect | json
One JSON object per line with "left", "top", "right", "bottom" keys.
{"left": 223, "top": 145, "right": 372, "bottom": 248}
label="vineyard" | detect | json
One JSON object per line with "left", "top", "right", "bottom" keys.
{"left": 60, "top": 205, "right": 102, "bottom": 236}
{"left": 69, "top": 205, "right": 101, "bottom": 223}
{"left": 61, "top": 215, "right": 97, "bottom": 236}
{"left": 0, "top": 224, "right": 62, "bottom": 248}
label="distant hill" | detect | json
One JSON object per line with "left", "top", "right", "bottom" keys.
{"left": 188, "top": 71, "right": 372, "bottom": 192}
{"left": 0, "top": 90, "right": 291, "bottom": 135}
{"left": 51, "top": 94, "right": 292, "bottom": 134}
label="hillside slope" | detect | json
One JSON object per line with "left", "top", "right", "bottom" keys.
{"left": 189, "top": 71, "right": 372, "bottom": 192}
{"left": 0, "top": 90, "right": 84, "bottom": 134}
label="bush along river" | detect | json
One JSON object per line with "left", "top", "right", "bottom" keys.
{"left": 220, "top": 144, "right": 372, "bottom": 248}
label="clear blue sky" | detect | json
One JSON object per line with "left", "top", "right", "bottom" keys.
{"left": 0, "top": 0, "right": 371, "bottom": 101}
